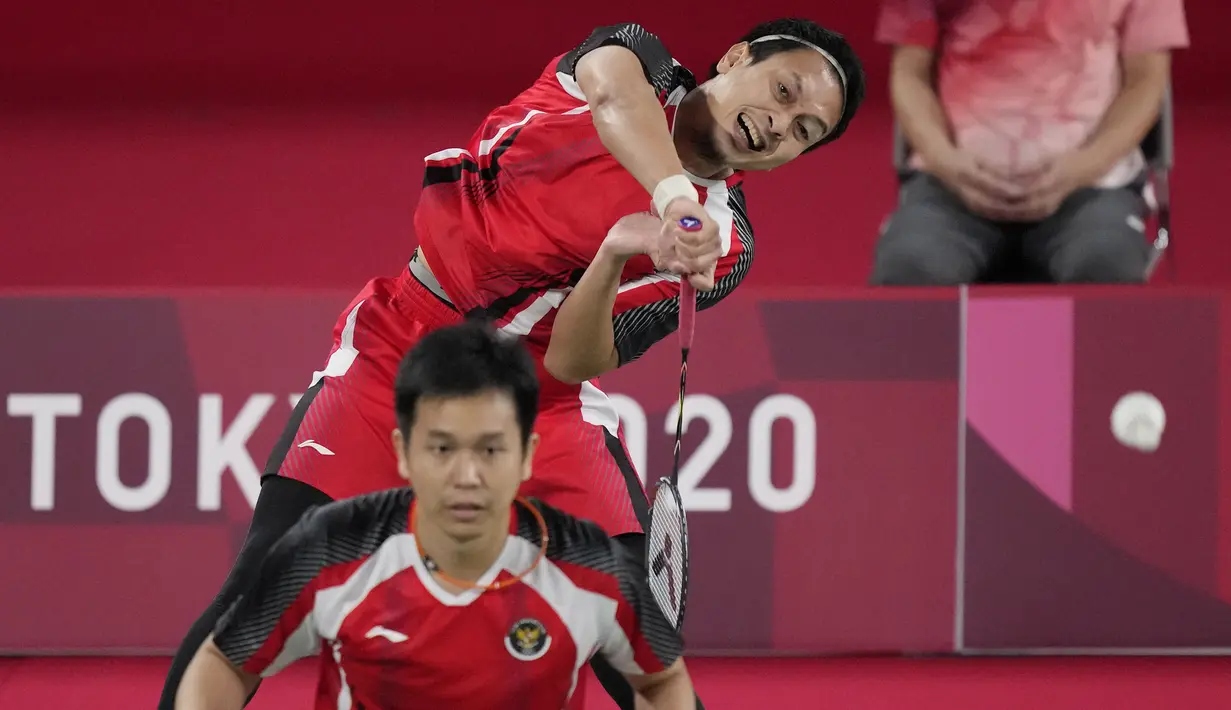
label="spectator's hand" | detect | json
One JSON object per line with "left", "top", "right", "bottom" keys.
{"left": 659, "top": 198, "right": 722, "bottom": 291}
{"left": 1009, "top": 152, "right": 1101, "bottom": 222}
{"left": 930, "top": 150, "right": 1027, "bottom": 222}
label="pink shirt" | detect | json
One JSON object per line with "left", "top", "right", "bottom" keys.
{"left": 877, "top": 0, "right": 1189, "bottom": 187}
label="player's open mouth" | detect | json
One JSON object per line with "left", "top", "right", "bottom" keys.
{"left": 737, "top": 113, "right": 765, "bottom": 152}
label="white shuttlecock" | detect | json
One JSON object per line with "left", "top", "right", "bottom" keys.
{"left": 1110, "top": 391, "right": 1166, "bottom": 453}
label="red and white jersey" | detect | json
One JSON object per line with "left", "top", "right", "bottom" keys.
{"left": 212, "top": 488, "right": 681, "bottom": 710}
{"left": 414, "top": 23, "right": 755, "bottom": 405}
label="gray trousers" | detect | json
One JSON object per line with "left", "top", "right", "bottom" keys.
{"left": 871, "top": 173, "right": 1151, "bottom": 285}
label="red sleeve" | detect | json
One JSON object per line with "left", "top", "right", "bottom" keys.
{"left": 611, "top": 181, "right": 752, "bottom": 366}
{"left": 876, "top": 0, "right": 940, "bottom": 49}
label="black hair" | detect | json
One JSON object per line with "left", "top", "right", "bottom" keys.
{"left": 394, "top": 320, "right": 539, "bottom": 445}
{"left": 711, "top": 18, "right": 866, "bottom": 151}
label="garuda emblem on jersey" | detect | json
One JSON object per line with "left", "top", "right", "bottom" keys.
{"left": 505, "top": 618, "right": 551, "bottom": 661}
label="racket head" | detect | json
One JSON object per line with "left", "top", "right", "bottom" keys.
{"left": 646, "top": 477, "right": 690, "bottom": 631}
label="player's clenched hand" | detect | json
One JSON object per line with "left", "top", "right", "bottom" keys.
{"left": 601, "top": 212, "right": 666, "bottom": 260}
{"left": 660, "top": 199, "right": 722, "bottom": 291}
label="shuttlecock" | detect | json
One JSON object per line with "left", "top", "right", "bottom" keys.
{"left": 1110, "top": 391, "right": 1165, "bottom": 453}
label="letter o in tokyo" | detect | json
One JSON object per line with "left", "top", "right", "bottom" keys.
{"left": 96, "top": 393, "right": 173, "bottom": 512}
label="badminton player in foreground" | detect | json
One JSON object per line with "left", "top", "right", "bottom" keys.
{"left": 160, "top": 17, "right": 865, "bottom": 710}
{"left": 175, "top": 321, "right": 694, "bottom": 710}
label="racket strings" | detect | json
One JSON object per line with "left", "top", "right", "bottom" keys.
{"left": 647, "top": 484, "right": 688, "bottom": 622}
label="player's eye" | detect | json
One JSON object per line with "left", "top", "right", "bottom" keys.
{"left": 479, "top": 445, "right": 504, "bottom": 457}
{"left": 798, "top": 123, "right": 811, "bottom": 142}
{"left": 429, "top": 444, "right": 453, "bottom": 455}
{"left": 777, "top": 82, "right": 789, "bottom": 100}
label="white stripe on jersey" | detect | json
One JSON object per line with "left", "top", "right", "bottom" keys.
{"left": 579, "top": 381, "right": 620, "bottom": 436}
{"left": 310, "top": 535, "right": 419, "bottom": 710}
{"left": 665, "top": 84, "right": 688, "bottom": 107}
{"left": 261, "top": 614, "right": 320, "bottom": 678}
{"left": 617, "top": 271, "right": 680, "bottom": 293}
{"left": 682, "top": 176, "right": 734, "bottom": 256}
{"left": 424, "top": 106, "right": 590, "bottom": 165}
{"left": 330, "top": 642, "right": 353, "bottom": 710}
{"left": 556, "top": 71, "right": 587, "bottom": 100}
{"left": 499, "top": 288, "right": 571, "bottom": 337}
{"left": 314, "top": 536, "right": 422, "bottom": 638}
{"left": 500, "top": 270, "right": 684, "bottom": 338}
{"left": 310, "top": 299, "right": 364, "bottom": 387}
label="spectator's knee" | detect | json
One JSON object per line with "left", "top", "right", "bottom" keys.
{"left": 871, "top": 234, "right": 974, "bottom": 286}
{"left": 1052, "top": 237, "right": 1147, "bottom": 284}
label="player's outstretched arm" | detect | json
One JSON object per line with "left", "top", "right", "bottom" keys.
{"left": 570, "top": 26, "right": 722, "bottom": 276}
{"left": 575, "top": 41, "right": 688, "bottom": 202}
{"left": 175, "top": 636, "right": 259, "bottom": 710}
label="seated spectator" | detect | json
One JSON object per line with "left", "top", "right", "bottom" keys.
{"left": 871, "top": 0, "right": 1188, "bottom": 285}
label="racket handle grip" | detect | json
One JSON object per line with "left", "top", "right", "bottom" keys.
{"left": 676, "top": 217, "right": 701, "bottom": 345}
{"left": 679, "top": 281, "right": 696, "bottom": 341}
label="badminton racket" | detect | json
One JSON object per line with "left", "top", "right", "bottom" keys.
{"left": 646, "top": 215, "right": 701, "bottom": 631}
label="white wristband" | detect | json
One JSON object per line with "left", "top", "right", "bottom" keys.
{"left": 652, "top": 174, "right": 699, "bottom": 218}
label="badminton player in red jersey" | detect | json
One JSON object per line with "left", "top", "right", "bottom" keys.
{"left": 175, "top": 321, "right": 694, "bottom": 710}
{"left": 160, "top": 17, "right": 864, "bottom": 710}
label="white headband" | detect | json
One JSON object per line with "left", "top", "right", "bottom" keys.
{"left": 750, "top": 34, "right": 847, "bottom": 125}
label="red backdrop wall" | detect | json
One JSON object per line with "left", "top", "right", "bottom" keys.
{"left": 1, "top": 0, "right": 1228, "bottom": 291}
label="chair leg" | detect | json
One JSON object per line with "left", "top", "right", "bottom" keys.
{"left": 1143, "top": 228, "right": 1169, "bottom": 281}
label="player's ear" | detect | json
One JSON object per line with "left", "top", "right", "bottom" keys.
{"left": 520, "top": 432, "right": 539, "bottom": 482}
{"left": 715, "top": 42, "right": 752, "bottom": 75}
{"left": 391, "top": 428, "right": 412, "bottom": 483}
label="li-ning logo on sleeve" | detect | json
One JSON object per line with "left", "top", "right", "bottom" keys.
{"left": 505, "top": 618, "right": 551, "bottom": 661}
{"left": 297, "top": 440, "right": 335, "bottom": 456}
{"left": 364, "top": 625, "right": 408, "bottom": 643}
